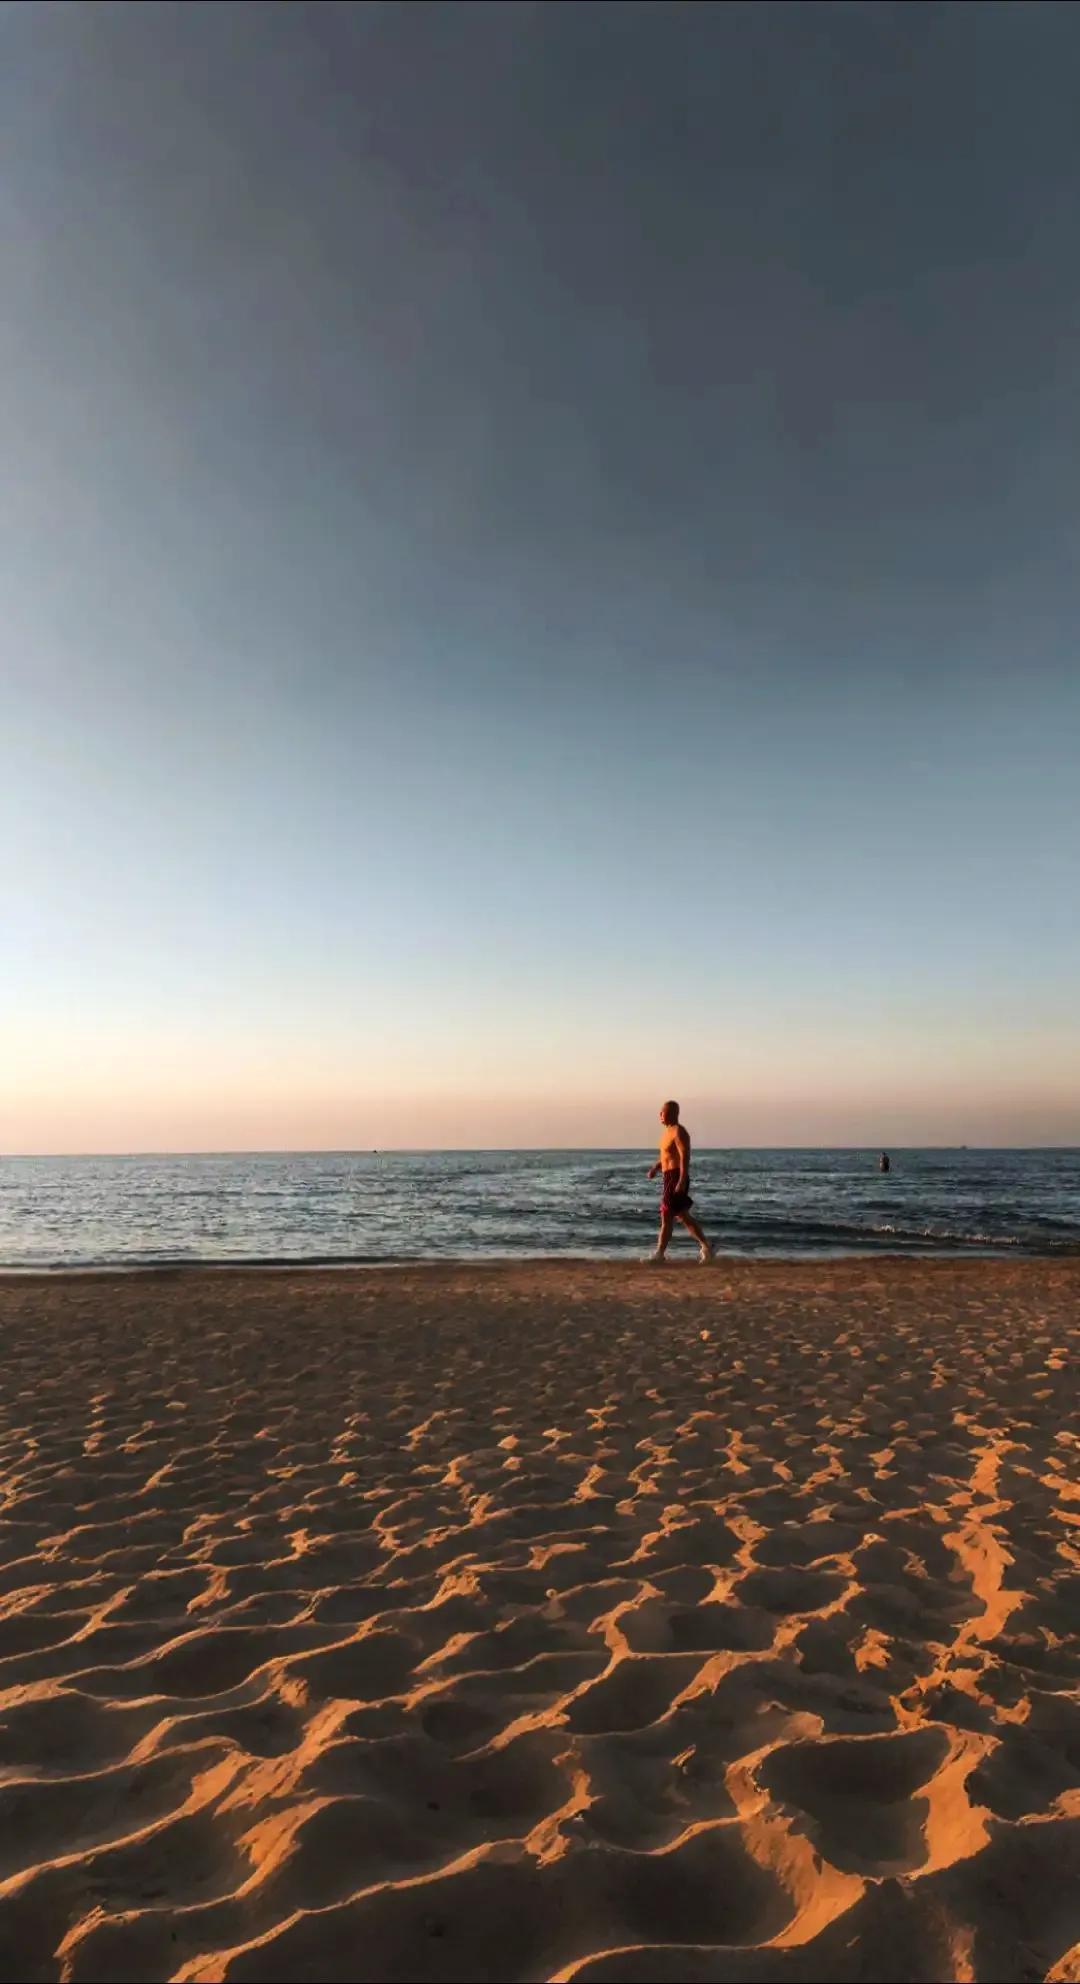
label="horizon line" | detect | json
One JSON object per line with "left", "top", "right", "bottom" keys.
{"left": 6, "top": 1143, "right": 1079, "bottom": 1161}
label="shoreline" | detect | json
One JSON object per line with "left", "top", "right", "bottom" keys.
{"left": 3, "top": 1240, "right": 1077, "bottom": 1279}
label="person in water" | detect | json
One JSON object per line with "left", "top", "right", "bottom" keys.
{"left": 646, "top": 1100, "right": 713, "bottom": 1263}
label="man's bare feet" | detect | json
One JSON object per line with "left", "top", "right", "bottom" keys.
{"left": 698, "top": 1246, "right": 714, "bottom": 1264}
{"left": 643, "top": 1252, "right": 668, "bottom": 1266}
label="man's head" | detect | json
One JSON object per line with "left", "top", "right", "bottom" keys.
{"left": 660, "top": 1100, "right": 680, "bottom": 1126}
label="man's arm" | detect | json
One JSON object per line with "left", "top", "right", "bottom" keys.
{"left": 675, "top": 1126, "right": 690, "bottom": 1191}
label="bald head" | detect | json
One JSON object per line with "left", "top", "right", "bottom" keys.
{"left": 660, "top": 1100, "right": 680, "bottom": 1126}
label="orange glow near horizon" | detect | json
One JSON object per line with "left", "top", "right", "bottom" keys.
{"left": 6, "top": 1012, "right": 1078, "bottom": 1153}
{"left": 6, "top": 1082, "right": 1078, "bottom": 1154}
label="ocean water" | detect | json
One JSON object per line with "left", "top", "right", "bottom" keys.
{"left": 1, "top": 1149, "right": 1078, "bottom": 1269}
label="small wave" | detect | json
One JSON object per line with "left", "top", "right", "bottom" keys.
{"left": 0, "top": 1251, "right": 395, "bottom": 1275}
{"left": 869, "top": 1222, "right": 1022, "bottom": 1247}
{"left": 711, "top": 1212, "right": 1072, "bottom": 1253}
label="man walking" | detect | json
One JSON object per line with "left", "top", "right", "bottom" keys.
{"left": 646, "top": 1100, "right": 713, "bottom": 1263}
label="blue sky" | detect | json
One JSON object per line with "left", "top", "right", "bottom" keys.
{"left": 3, "top": 3, "right": 1078, "bottom": 1150}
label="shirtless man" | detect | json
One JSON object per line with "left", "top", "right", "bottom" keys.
{"left": 646, "top": 1100, "right": 713, "bottom": 1263}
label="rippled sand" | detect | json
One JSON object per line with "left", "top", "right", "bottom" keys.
{"left": 0, "top": 1260, "right": 1077, "bottom": 1983}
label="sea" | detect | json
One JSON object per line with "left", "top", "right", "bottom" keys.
{"left": 1, "top": 1149, "right": 1078, "bottom": 1270}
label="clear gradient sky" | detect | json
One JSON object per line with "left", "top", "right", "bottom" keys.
{"left": 3, "top": 1, "right": 1079, "bottom": 1153}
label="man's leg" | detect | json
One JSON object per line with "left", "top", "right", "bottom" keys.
{"left": 678, "top": 1212, "right": 713, "bottom": 1261}
{"left": 648, "top": 1211, "right": 675, "bottom": 1262}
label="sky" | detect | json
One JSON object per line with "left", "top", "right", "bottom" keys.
{"left": 3, "top": 0, "right": 1079, "bottom": 1152}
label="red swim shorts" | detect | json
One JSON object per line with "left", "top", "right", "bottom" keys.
{"left": 660, "top": 1173, "right": 694, "bottom": 1216}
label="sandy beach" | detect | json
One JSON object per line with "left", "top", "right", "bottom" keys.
{"left": 0, "top": 1259, "right": 1076, "bottom": 1983}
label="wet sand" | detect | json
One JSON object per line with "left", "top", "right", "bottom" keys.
{"left": 0, "top": 1259, "right": 1077, "bottom": 1983}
